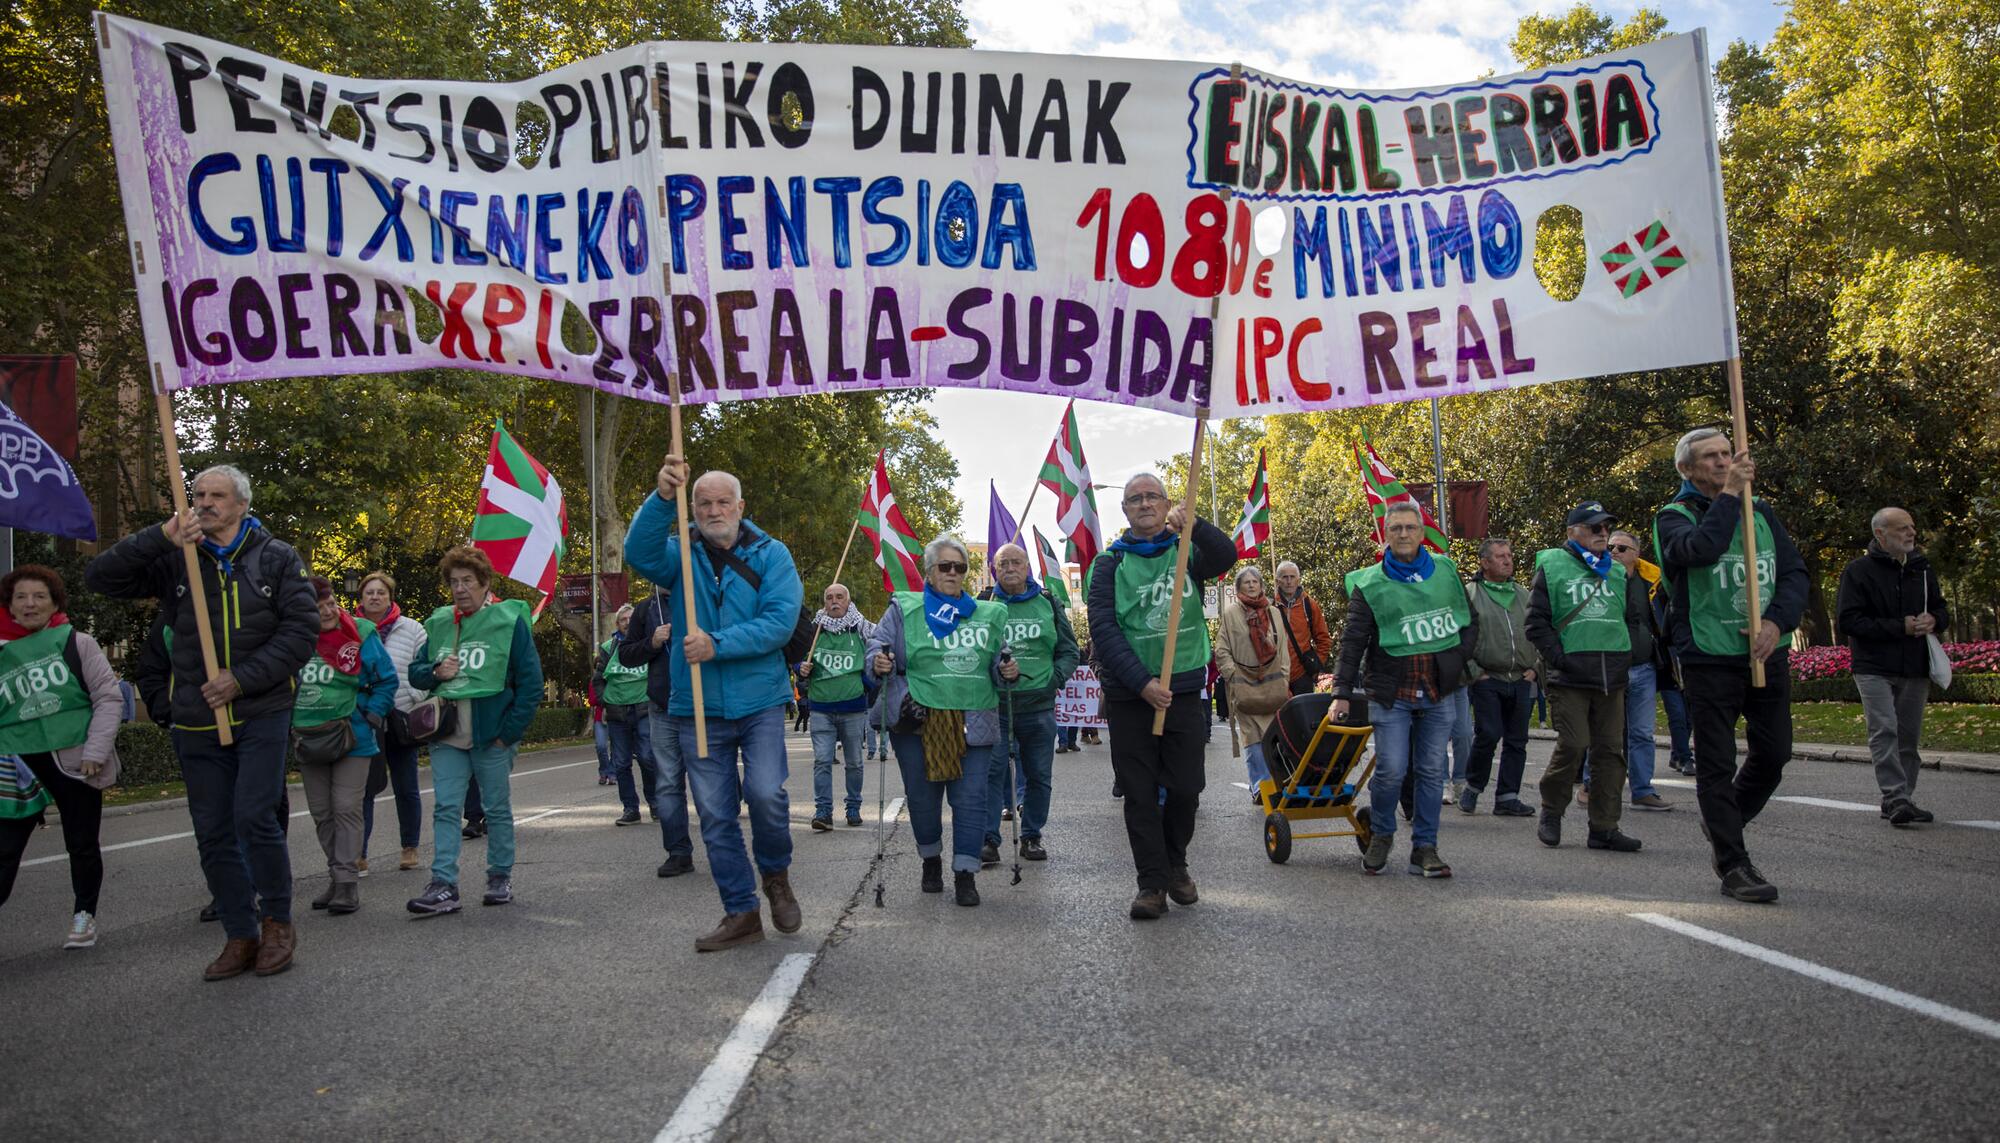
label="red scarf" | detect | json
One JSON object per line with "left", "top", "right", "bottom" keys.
{"left": 316, "top": 611, "right": 364, "bottom": 675}
{"left": 1238, "top": 593, "right": 1277, "bottom": 667}
{"left": 356, "top": 601, "right": 402, "bottom": 629}
{"left": 0, "top": 612, "right": 70, "bottom": 642}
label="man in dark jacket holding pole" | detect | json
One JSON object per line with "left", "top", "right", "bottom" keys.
{"left": 1653, "top": 429, "right": 1809, "bottom": 904}
{"left": 618, "top": 595, "right": 696, "bottom": 875}
{"left": 85, "top": 465, "right": 318, "bottom": 980}
{"left": 1525, "top": 503, "right": 1651, "bottom": 854}
{"left": 1836, "top": 507, "right": 1950, "bottom": 826}
{"left": 1089, "top": 473, "right": 1236, "bottom": 921}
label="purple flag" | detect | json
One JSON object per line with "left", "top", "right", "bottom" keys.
{"left": 0, "top": 402, "right": 94, "bottom": 540}
{"left": 987, "top": 481, "right": 1022, "bottom": 569}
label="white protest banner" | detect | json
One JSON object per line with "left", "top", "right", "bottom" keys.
{"left": 1054, "top": 665, "right": 1105, "bottom": 729}
{"left": 97, "top": 14, "right": 1734, "bottom": 420}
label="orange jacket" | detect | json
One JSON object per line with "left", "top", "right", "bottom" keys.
{"left": 1275, "top": 590, "right": 1334, "bottom": 682}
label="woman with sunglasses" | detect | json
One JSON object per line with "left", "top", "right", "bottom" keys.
{"left": 866, "top": 535, "right": 1019, "bottom": 907}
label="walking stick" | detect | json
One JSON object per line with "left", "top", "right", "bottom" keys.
{"left": 1000, "top": 644, "right": 1022, "bottom": 887}
{"left": 874, "top": 660, "right": 890, "bottom": 908}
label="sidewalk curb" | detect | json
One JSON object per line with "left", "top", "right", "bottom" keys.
{"left": 1524, "top": 728, "right": 2000, "bottom": 776}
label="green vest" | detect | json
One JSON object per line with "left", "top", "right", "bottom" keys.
{"left": 1113, "top": 547, "right": 1210, "bottom": 677}
{"left": 807, "top": 629, "right": 866, "bottom": 704}
{"left": 293, "top": 618, "right": 377, "bottom": 728}
{"left": 424, "top": 600, "right": 530, "bottom": 700}
{"left": 1534, "top": 549, "right": 1631, "bottom": 654}
{"left": 0, "top": 625, "right": 93, "bottom": 755}
{"left": 1656, "top": 501, "right": 1777, "bottom": 657}
{"left": 898, "top": 593, "right": 1006, "bottom": 710}
{"left": 1344, "top": 558, "right": 1470, "bottom": 656}
{"left": 600, "top": 637, "right": 651, "bottom": 706}
{"left": 995, "top": 593, "right": 1061, "bottom": 691}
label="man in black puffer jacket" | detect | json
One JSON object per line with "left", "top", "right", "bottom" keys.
{"left": 86, "top": 465, "right": 317, "bottom": 981}
{"left": 1836, "top": 506, "right": 1951, "bottom": 826}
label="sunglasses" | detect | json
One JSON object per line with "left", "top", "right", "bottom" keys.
{"left": 1583, "top": 522, "right": 1610, "bottom": 534}
{"left": 1609, "top": 542, "right": 1637, "bottom": 553}
{"left": 933, "top": 561, "right": 968, "bottom": 574}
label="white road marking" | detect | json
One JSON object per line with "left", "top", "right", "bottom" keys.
{"left": 1948, "top": 820, "right": 2000, "bottom": 831}
{"left": 655, "top": 952, "right": 816, "bottom": 1143}
{"left": 1773, "top": 795, "right": 1878, "bottom": 812}
{"left": 1229, "top": 781, "right": 1251, "bottom": 790}
{"left": 514, "top": 806, "right": 585, "bottom": 826}
{"left": 24, "top": 757, "right": 601, "bottom": 868}
{"left": 1655, "top": 778, "right": 1697, "bottom": 788}
{"left": 884, "top": 796, "right": 905, "bottom": 822}
{"left": 1629, "top": 913, "right": 2000, "bottom": 1042}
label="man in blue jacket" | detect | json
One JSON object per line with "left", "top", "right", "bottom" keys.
{"left": 626, "top": 456, "right": 804, "bottom": 952}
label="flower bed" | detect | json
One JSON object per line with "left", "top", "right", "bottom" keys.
{"left": 1789, "top": 641, "right": 2000, "bottom": 681}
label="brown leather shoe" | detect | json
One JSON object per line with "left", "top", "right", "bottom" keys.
{"left": 253, "top": 918, "right": 296, "bottom": 976}
{"left": 762, "top": 869, "right": 802, "bottom": 934}
{"left": 399, "top": 846, "right": 419, "bottom": 871}
{"left": 694, "top": 911, "right": 765, "bottom": 952}
{"left": 1166, "top": 869, "right": 1199, "bottom": 906}
{"left": 203, "top": 937, "right": 259, "bottom": 981}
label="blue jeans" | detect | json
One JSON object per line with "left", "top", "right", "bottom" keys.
{"left": 1447, "top": 687, "right": 1473, "bottom": 783}
{"left": 430, "top": 740, "right": 517, "bottom": 884}
{"left": 987, "top": 707, "right": 1055, "bottom": 844}
{"left": 1625, "top": 662, "right": 1660, "bottom": 800}
{"left": 648, "top": 707, "right": 693, "bottom": 857}
{"left": 362, "top": 738, "right": 423, "bottom": 849}
{"left": 608, "top": 714, "right": 658, "bottom": 815}
{"left": 1661, "top": 687, "right": 1693, "bottom": 763}
{"left": 595, "top": 719, "right": 612, "bottom": 778}
{"left": 675, "top": 706, "right": 792, "bottom": 915}
{"left": 811, "top": 708, "right": 868, "bottom": 819}
{"left": 1367, "top": 695, "right": 1451, "bottom": 847}
{"left": 1057, "top": 724, "right": 1079, "bottom": 749}
{"left": 176, "top": 713, "right": 295, "bottom": 940}
{"left": 1244, "top": 741, "right": 1270, "bottom": 789}
{"left": 891, "top": 732, "right": 992, "bottom": 872}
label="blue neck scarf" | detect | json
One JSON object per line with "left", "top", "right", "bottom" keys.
{"left": 1567, "top": 539, "right": 1614, "bottom": 579}
{"left": 920, "top": 584, "right": 975, "bottom": 641}
{"left": 1382, "top": 546, "right": 1435, "bottom": 583}
{"left": 1675, "top": 478, "right": 1709, "bottom": 506}
{"left": 1111, "top": 529, "right": 1177, "bottom": 558}
{"left": 199, "top": 516, "right": 262, "bottom": 578}
{"left": 994, "top": 578, "right": 1043, "bottom": 605}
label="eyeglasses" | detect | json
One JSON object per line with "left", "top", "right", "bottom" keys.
{"left": 1609, "top": 542, "right": 1637, "bottom": 554}
{"left": 933, "top": 561, "right": 968, "bottom": 574}
{"left": 1124, "top": 492, "right": 1167, "bottom": 506}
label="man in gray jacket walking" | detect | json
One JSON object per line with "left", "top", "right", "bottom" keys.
{"left": 1459, "top": 538, "right": 1539, "bottom": 817}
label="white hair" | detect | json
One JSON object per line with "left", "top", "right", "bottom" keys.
{"left": 1383, "top": 501, "right": 1423, "bottom": 523}
{"left": 614, "top": 602, "right": 634, "bottom": 619}
{"left": 1674, "top": 428, "right": 1728, "bottom": 473}
{"left": 922, "top": 534, "right": 970, "bottom": 574}
{"left": 192, "top": 464, "right": 252, "bottom": 505}
{"left": 1276, "top": 560, "right": 1300, "bottom": 577}
{"left": 1871, "top": 507, "right": 1906, "bottom": 532}
{"left": 1234, "top": 565, "right": 1264, "bottom": 592}
{"left": 693, "top": 470, "right": 743, "bottom": 499}
{"left": 1125, "top": 472, "right": 1166, "bottom": 497}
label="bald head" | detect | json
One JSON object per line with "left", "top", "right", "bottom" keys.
{"left": 1872, "top": 507, "right": 1916, "bottom": 558}
{"left": 822, "top": 582, "right": 851, "bottom": 617}
{"left": 992, "top": 542, "right": 1032, "bottom": 594}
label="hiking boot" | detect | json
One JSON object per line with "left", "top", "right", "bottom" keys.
{"left": 763, "top": 870, "right": 802, "bottom": 933}
{"left": 954, "top": 871, "right": 980, "bottom": 907}
{"left": 203, "top": 937, "right": 259, "bottom": 982}
{"left": 1457, "top": 785, "right": 1479, "bottom": 814}
{"left": 920, "top": 856, "right": 944, "bottom": 893}
{"left": 198, "top": 902, "right": 219, "bottom": 924}
{"left": 407, "top": 880, "right": 462, "bottom": 916}
{"left": 1631, "top": 794, "right": 1674, "bottom": 812}
{"left": 1020, "top": 837, "right": 1048, "bottom": 861}
{"left": 1720, "top": 864, "right": 1779, "bottom": 904}
{"left": 615, "top": 808, "right": 641, "bottom": 826}
{"left": 482, "top": 874, "right": 513, "bottom": 906}
{"left": 1909, "top": 803, "right": 1935, "bottom": 823}
{"left": 1494, "top": 799, "right": 1536, "bottom": 817}
{"left": 399, "top": 846, "right": 419, "bottom": 871}
{"left": 1362, "top": 833, "right": 1392, "bottom": 875}
{"left": 356, "top": 856, "right": 369, "bottom": 878}
{"left": 695, "top": 910, "right": 765, "bottom": 952}
{"left": 1883, "top": 799, "right": 1918, "bottom": 827}
{"left": 657, "top": 854, "right": 695, "bottom": 878}
{"left": 1129, "top": 889, "right": 1168, "bottom": 919}
{"left": 253, "top": 918, "right": 295, "bottom": 976}
{"left": 810, "top": 816, "right": 833, "bottom": 832}
{"left": 1537, "top": 807, "right": 1562, "bottom": 847}
{"left": 64, "top": 911, "right": 97, "bottom": 950}
{"left": 311, "top": 883, "right": 336, "bottom": 910}
{"left": 327, "top": 881, "right": 360, "bottom": 914}
{"left": 1587, "top": 829, "right": 1643, "bottom": 853}
{"left": 979, "top": 841, "right": 1001, "bottom": 868}
{"left": 1166, "top": 869, "right": 1199, "bottom": 905}
{"left": 462, "top": 819, "right": 487, "bottom": 839}
{"left": 846, "top": 812, "right": 864, "bottom": 827}
{"left": 1407, "top": 846, "right": 1453, "bottom": 878}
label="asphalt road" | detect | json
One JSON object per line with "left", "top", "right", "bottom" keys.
{"left": 3, "top": 723, "right": 1997, "bottom": 1141}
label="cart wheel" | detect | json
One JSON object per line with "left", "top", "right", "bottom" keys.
{"left": 1352, "top": 806, "right": 1373, "bottom": 853}
{"left": 1264, "top": 813, "right": 1292, "bottom": 864}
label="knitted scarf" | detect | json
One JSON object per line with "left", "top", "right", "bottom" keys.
{"left": 1238, "top": 593, "right": 1277, "bottom": 666}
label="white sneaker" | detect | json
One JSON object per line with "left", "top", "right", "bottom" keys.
{"left": 1444, "top": 780, "right": 1464, "bottom": 806}
{"left": 64, "top": 911, "right": 97, "bottom": 949}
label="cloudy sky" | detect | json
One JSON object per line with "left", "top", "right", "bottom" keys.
{"left": 926, "top": 0, "right": 1788, "bottom": 553}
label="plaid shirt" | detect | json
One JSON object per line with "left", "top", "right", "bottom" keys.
{"left": 1393, "top": 652, "right": 1441, "bottom": 704}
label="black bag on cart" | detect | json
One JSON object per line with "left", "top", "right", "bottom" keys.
{"left": 1260, "top": 692, "right": 1371, "bottom": 807}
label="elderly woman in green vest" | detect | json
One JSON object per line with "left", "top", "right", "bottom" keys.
{"left": 405, "top": 546, "right": 545, "bottom": 916}
{"left": 294, "top": 576, "right": 398, "bottom": 915}
{"left": 0, "top": 565, "right": 124, "bottom": 951}
{"left": 866, "top": 535, "right": 1020, "bottom": 907}
{"left": 1332, "top": 501, "right": 1478, "bottom": 880}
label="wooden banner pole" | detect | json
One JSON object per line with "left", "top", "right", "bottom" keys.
{"left": 1726, "top": 357, "right": 1767, "bottom": 688}
{"left": 1151, "top": 408, "right": 1209, "bottom": 736}
{"left": 154, "top": 389, "right": 233, "bottom": 746}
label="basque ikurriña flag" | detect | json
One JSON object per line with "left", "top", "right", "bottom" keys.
{"left": 1232, "top": 448, "right": 1271, "bottom": 559}
{"left": 859, "top": 450, "right": 924, "bottom": 594}
{"left": 471, "top": 419, "right": 568, "bottom": 611}
{"left": 1354, "top": 432, "right": 1446, "bottom": 554}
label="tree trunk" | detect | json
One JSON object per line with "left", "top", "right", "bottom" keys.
{"left": 1800, "top": 547, "right": 1832, "bottom": 646}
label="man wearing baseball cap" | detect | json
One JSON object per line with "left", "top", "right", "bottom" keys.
{"left": 1524, "top": 502, "right": 1651, "bottom": 854}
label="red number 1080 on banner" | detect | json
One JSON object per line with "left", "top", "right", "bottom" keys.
{"left": 1075, "top": 188, "right": 1231, "bottom": 298}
